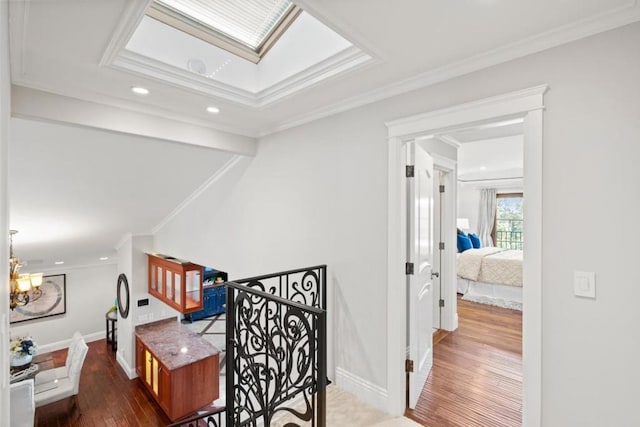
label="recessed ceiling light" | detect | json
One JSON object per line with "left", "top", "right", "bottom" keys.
{"left": 100, "top": 257, "right": 109, "bottom": 261}
{"left": 206, "top": 106, "right": 220, "bottom": 114}
{"left": 131, "top": 86, "right": 150, "bottom": 95}
{"left": 55, "top": 261, "right": 64, "bottom": 265}
{"left": 480, "top": 166, "right": 487, "bottom": 171}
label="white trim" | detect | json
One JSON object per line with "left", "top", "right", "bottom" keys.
{"left": 255, "top": 47, "right": 375, "bottom": 106}
{"left": 335, "top": 367, "right": 388, "bottom": 411}
{"left": 114, "top": 232, "right": 133, "bottom": 251}
{"left": 36, "top": 331, "right": 103, "bottom": 354}
{"left": 98, "top": 0, "right": 150, "bottom": 68}
{"left": 263, "top": 2, "right": 640, "bottom": 136}
{"left": 151, "top": 154, "right": 243, "bottom": 234}
{"left": 116, "top": 349, "right": 137, "bottom": 379}
{"left": 386, "top": 85, "right": 548, "bottom": 138}
{"left": 385, "top": 86, "right": 546, "bottom": 425}
{"left": 7, "top": 0, "right": 30, "bottom": 79}
{"left": 110, "top": 51, "right": 257, "bottom": 106}
{"left": 108, "top": 47, "right": 374, "bottom": 108}
{"left": 432, "top": 156, "right": 458, "bottom": 332}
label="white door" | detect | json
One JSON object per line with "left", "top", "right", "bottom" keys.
{"left": 407, "top": 142, "right": 434, "bottom": 409}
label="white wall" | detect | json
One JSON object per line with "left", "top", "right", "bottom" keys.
{"left": 154, "top": 108, "right": 390, "bottom": 389}
{"left": 116, "top": 234, "right": 178, "bottom": 378}
{"left": 9, "top": 264, "right": 118, "bottom": 351}
{"left": 156, "top": 22, "right": 640, "bottom": 424}
{"left": 0, "top": 1, "right": 10, "bottom": 422}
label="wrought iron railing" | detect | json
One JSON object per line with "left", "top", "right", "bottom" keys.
{"left": 226, "top": 281, "right": 327, "bottom": 426}
{"left": 495, "top": 219, "right": 523, "bottom": 250}
{"left": 166, "top": 265, "right": 328, "bottom": 427}
{"left": 234, "top": 265, "right": 327, "bottom": 311}
{"left": 168, "top": 406, "right": 226, "bottom": 427}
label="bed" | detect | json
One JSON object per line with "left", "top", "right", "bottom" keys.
{"left": 456, "top": 247, "right": 523, "bottom": 310}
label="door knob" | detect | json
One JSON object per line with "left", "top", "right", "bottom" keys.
{"left": 431, "top": 272, "right": 440, "bottom": 278}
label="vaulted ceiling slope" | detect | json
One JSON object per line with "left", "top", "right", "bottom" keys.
{"left": 9, "top": 118, "right": 236, "bottom": 269}
{"left": 10, "top": 0, "right": 640, "bottom": 137}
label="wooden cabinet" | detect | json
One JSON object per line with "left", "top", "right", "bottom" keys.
{"left": 148, "top": 253, "right": 204, "bottom": 314}
{"left": 135, "top": 335, "right": 218, "bottom": 420}
{"left": 135, "top": 320, "right": 220, "bottom": 421}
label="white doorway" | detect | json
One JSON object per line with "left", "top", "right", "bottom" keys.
{"left": 385, "top": 85, "right": 546, "bottom": 426}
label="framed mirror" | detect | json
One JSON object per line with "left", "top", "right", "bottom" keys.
{"left": 117, "top": 273, "right": 130, "bottom": 318}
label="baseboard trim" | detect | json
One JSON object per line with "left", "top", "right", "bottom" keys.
{"left": 116, "top": 350, "right": 137, "bottom": 379}
{"left": 38, "top": 331, "right": 103, "bottom": 353}
{"left": 335, "top": 367, "right": 389, "bottom": 412}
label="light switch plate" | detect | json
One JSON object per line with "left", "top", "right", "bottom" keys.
{"left": 574, "top": 271, "right": 595, "bottom": 298}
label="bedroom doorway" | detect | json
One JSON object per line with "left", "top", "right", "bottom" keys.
{"left": 385, "top": 85, "right": 546, "bottom": 425}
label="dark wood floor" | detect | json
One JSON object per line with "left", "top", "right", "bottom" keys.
{"left": 35, "top": 340, "right": 172, "bottom": 426}
{"left": 406, "top": 295, "right": 523, "bottom": 427}
{"left": 36, "top": 297, "right": 520, "bottom": 426}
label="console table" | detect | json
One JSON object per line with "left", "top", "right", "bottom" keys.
{"left": 105, "top": 310, "right": 117, "bottom": 351}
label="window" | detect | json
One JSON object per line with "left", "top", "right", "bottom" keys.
{"left": 492, "top": 193, "right": 523, "bottom": 250}
{"left": 147, "top": 0, "right": 301, "bottom": 63}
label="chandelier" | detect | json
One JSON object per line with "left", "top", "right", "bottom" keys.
{"left": 9, "top": 230, "right": 43, "bottom": 310}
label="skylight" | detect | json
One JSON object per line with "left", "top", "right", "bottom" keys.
{"left": 148, "top": 0, "right": 301, "bottom": 63}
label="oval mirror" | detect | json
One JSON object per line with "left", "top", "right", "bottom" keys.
{"left": 117, "top": 273, "right": 130, "bottom": 318}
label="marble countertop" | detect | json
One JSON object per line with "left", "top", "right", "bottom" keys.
{"left": 135, "top": 318, "right": 219, "bottom": 370}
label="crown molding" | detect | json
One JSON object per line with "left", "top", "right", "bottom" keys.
{"left": 151, "top": 155, "right": 244, "bottom": 234}
{"left": 109, "top": 51, "right": 257, "bottom": 106}
{"left": 99, "top": 0, "right": 151, "bottom": 68}
{"left": 255, "top": 47, "right": 375, "bottom": 107}
{"left": 108, "top": 47, "right": 374, "bottom": 109}
{"left": 260, "top": 1, "right": 640, "bottom": 136}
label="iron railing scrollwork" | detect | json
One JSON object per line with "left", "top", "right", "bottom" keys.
{"left": 233, "top": 265, "right": 327, "bottom": 311}
{"left": 167, "top": 265, "right": 328, "bottom": 427}
{"left": 226, "top": 274, "right": 327, "bottom": 426}
{"left": 168, "top": 406, "right": 226, "bottom": 427}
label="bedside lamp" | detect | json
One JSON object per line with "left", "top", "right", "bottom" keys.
{"left": 456, "top": 218, "right": 470, "bottom": 231}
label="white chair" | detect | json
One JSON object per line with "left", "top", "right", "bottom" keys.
{"left": 34, "top": 338, "right": 88, "bottom": 409}
{"left": 35, "top": 331, "right": 82, "bottom": 385}
{"left": 10, "top": 378, "right": 35, "bottom": 427}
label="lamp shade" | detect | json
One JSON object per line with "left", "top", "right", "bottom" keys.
{"left": 456, "top": 218, "right": 470, "bottom": 230}
{"left": 30, "top": 273, "right": 43, "bottom": 288}
{"left": 17, "top": 274, "right": 32, "bottom": 292}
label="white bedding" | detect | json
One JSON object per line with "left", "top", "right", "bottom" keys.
{"left": 457, "top": 247, "right": 523, "bottom": 287}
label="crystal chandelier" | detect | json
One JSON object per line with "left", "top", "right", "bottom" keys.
{"left": 9, "top": 230, "right": 43, "bottom": 310}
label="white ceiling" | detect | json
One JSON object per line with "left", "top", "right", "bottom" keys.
{"left": 9, "top": 0, "right": 640, "bottom": 136}
{"left": 9, "top": 118, "right": 235, "bottom": 270}
{"left": 6, "top": 0, "right": 640, "bottom": 268}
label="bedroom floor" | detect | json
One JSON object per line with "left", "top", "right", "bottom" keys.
{"left": 406, "top": 295, "right": 523, "bottom": 427}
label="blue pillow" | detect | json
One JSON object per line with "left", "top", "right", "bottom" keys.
{"left": 468, "top": 233, "right": 481, "bottom": 249}
{"left": 457, "top": 232, "right": 473, "bottom": 252}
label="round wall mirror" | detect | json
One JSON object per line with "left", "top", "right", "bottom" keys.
{"left": 117, "top": 273, "right": 130, "bottom": 318}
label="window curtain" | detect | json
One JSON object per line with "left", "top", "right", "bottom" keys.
{"left": 478, "top": 189, "right": 497, "bottom": 247}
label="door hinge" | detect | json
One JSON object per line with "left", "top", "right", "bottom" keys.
{"left": 439, "top": 299, "right": 445, "bottom": 308}
{"left": 439, "top": 184, "right": 445, "bottom": 193}
{"left": 405, "top": 262, "right": 414, "bottom": 275}
{"left": 405, "top": 359, "right": 414, "bottom": 373}
{"left": 439, "top": 242, "right": 445, "bottom": 250}
{"left": 405, "top": 165, "right": 415, "bottom": 178}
